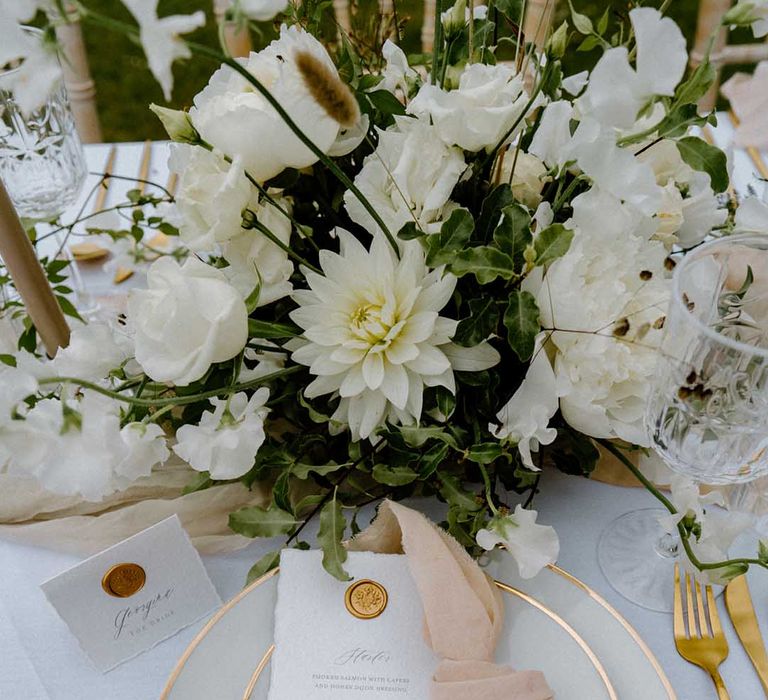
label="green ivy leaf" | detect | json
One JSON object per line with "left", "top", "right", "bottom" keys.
{"left": 272, "top": 471, "right": 292, "bottom": 513}
{"left": 399, "top": 425, "right": 459, "bottom": 450}
{"left": 533, "top": 224, "right": 574, "bottom": 267}
{"left": 550, "top": 429, "right": 600, "bottom": 476}
{"left": 454, "top": 297, "right": 500, "bottom": 347}
{"left": 245, "top": 550, "right": 281, "bottom": 585}
{"left": 182, "top": 471, "right": 212, "bottom": 495}
{"left": 228, "top": 504, "right": 298, "bottom": 538}
{"left": 503, "top": 290, "right": 540, "bottom": 361}
{"left": 494, "top": 204, "right": 532, "bottom": 271}
{"left": 318, "top": 492, "right": 352, "bottom": 581}
{"left": 372, "top": 464, "right": 420, "bottom": 486}
{"left": 247, "top": 318, "right": 300, "bottom": 339}
{"left": 292, "top": 462, "right": 348, "bottom": 480}
{"left": 418, "top": 442, "right": 450, "bottom": 480}
{"left": 477, "top": 184, "right": 515, "bottom": 241}
{"left": 676, "top": 136, "right": 729, "bottom": 193}
{"left": 466, "top": 442, "right": 504, "bottom": 464}
{"left": 426, "top": 208, "right": 475, "bottom": 267}
{"left": 367, "top": 89, "right": 406, "bottom": 116}
{"left": 439, "top": 473, "right": 483, "bottom": 511}
{"left": 449, "top": 246, "right": 516, "bottom": 284}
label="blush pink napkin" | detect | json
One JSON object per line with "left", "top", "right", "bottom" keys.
{"left": 349, "top": 500, "right": 553, "bottom": 700}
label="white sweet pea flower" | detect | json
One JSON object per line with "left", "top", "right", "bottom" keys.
{"left": 121, "top": 0, "right": 205, "bottom": 101}
{"left": 727, "top": 0, "right": 768, "bottom": 37}
{"left": 344, "top": 116, "right": 466, "bottom": 238}
{"left": 327, "top": 114, "right": 370, "bottom": 158}
{"left": 237, "top": 0, "right": 289, "bottom": 21}
{"left": 533, "top": 187, "right": 669, "bottom": 445}
{"left": 476, "top": 505, "right": 560, "bottom": 579}
{"left": 577, "top": 8, "right": 687, "bottom": 129}
{"left": 684, "top": 509, "right": 753, "bottom": 585}
{"left": 191, "top": 25, "right": 343, "bottom": 182}
{"left": 377, "top": 40, "right": 418, "bottom": 98}
{"left": 290, "top": 231, "right": 499, "bottom": 441}
{"left": 168, "top": 143, "right": 254, "bottom": 251}
{"left": 528, "top": 100, "right": 575, "bottom": 170}
{"left": 735, "top": 193, "right": 768, "bottom": 232}
{"left": 562, "top": 70, "right": 589, "bottom": 97}
{"left": 238, "top": 342, "right": 286, "bottom": 383}
{"left": 127, "top": 257, "right": 248, "bottom": 386}
{"left": 0, "top": 392, "right": 169, "bottom": 501}
{"left": 491, "top": 333, "right": 557, "bottom": 469}
{"left": 221, "top": 198, "right": 294, "bottom": 306}
{"left": 0, "top": 355, "right": 38, "bottom": 425}
{"left": 408, "top": 62, "right": 535, "bottom": 152}
{"left": 173, "top": 389, "right": 270, "bottom": 479}
{"left": 50, "top": 322, "right": 129, "bottom": 382}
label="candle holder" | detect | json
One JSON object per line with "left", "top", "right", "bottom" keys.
{"left": 0, "top": 27, "right": 87, "bottom": 221}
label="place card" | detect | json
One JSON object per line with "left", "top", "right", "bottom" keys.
{"left": 41, "top": 515, "right": 221, "bottom": 672}
{"left": 268, "top": 549, "right": 437, "bottom": 699}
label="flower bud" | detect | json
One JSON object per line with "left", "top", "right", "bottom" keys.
{"left": 441, "top": 0, "right": 467, "bottom": 38}
{"left": 149, "top": 104, "right": 200, "bottom": 145}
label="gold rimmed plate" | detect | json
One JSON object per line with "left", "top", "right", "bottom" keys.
{"left": 161, "top": 558, "right": 674, "bottom": 700}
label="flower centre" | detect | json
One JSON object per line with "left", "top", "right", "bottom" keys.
{"left": 349, "top": 302, "right": 397, "bottom": 348}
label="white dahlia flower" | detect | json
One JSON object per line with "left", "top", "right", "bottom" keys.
{"left": 290, "top": 231, "right": 499, "bottom": 440}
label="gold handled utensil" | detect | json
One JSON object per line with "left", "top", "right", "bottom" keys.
{"left": 674, "top": 564, "right": 731, "bottom": 699}
{"left": 725, "top": 575, "right": 768, "bottom": 695}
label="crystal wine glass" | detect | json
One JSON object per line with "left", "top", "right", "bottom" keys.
{"left": 599, "top": 233, "right": 768, "bottom": 611}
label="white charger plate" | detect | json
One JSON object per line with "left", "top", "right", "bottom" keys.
{"left": 161, "top": 558, "right": 675, "bottom": 700}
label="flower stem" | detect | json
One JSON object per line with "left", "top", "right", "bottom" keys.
{"left": 38, "top": 366, "right": 304, "bottom": 408}
{"left": 478, "top": 464, "right": 499, "bottom": 515}
{"left": 247, "top": 210, "right": 322, "bottom": 274}
{"left": 596, "top": 439, "right": 768, "bottom": 575}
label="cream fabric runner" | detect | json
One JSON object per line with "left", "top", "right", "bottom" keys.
{"left": 350, "top": 500, "right": 553, "bottom": 700}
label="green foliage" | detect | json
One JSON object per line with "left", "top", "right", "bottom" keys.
{"left": 533, "top": 224, "right": 575, "bottom": 267}
{"left": 503, "top": 291, "right": 540, "bottom": 361}
{"left": 246, "top": 550, "right": 281, "bottom": 585}
{"left": 676, "top": 137, "right": 730, "bottom": 194}
{"left": 229, "top": 504, "right": 298, "bottom": 538}
{"left": 318, "top": 492, "right": 351, "bottom": 581}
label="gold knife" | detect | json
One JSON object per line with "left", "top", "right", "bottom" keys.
{"left": 725, "top": 575, "right": 768, "bottom": 695}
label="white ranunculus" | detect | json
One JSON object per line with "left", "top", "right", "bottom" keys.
{"left": 491, "top": 333, "right": 558, "bottom": 468}
{"left": 50, "top": 322, "right": 130, "bottom": 382}
{"left": 344, "top": 116, "right": 466, "bottom": 238}
{"left": 168, "top": 144, "right": 254, "bottom": 251}
{"left": 237, "top": 0, "right": 289, "bottom": 21}
{"left": 577, "top": 8, "right": 687, "bottom": 129}
{"left": 127, "top": 257, "right": 248, "bottom": 386}
{"left": 408, "top": 62, "right": 534, "bottom": 152}
{"left": 121, "top": 0, "right": 205, "bottom": 101}
{"left": 1, "top": 392, "right": 168, "bottom": 500}
{"left": 221, "top": 198, "right": 294, "bottom": 306}
{"left": 290, "top": 231, "right": 499, "bottom": 441}
{"left": 173, "top": 389, "right": 270, "bottom": 479}
{"left": 476, "top": 505, "right": 560, "bottom": 579}
{"left": 533, "top": 187, "right": 669, "bottom": 445}
{"left": 377, "top": 40, "right": 418, "bottom": 97}
{"left": 191, "top": 25, "right": 342, "bottom": 182}
{"left": 497, "top": 150, "right": 548, "bottom": 209}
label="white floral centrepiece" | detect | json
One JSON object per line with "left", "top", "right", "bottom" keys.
{"left": 1, "top": 0, "right": 768, "bottom": 583}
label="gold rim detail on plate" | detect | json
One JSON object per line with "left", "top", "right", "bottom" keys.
{"left": 161, "top": 564, "right": 674, "bottom": 700}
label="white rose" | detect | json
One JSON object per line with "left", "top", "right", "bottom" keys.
{"left": 169, "top": 144, "right": 254, "bottom": 251}
{"left": 238, "top": 0, "right": 288, "bottom": 21}
{"left": 127, "top": 257, "right": 248, "bottom": 386}
{"left": 497, "top": 150, "right": 548, "bottom": 209}
{"left": 408, "top": 62, "right": 534, "bottom": 152}
{"left": 173, "top": 389, "right": 270, "bottom": 479}
{"left": 222, "top": 198, "right": 294, "bottom": 306}
{"left": 344, "top": 116, "right": 466, "bottom": 237}
{"left": 191, "top": 25, "right": 342, "bottom": 182}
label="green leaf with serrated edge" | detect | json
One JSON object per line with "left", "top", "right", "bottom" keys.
{"left": 399, "top": 425, "right": 459, "bottom": 449}
{"left": 494, "top": 204, "right": 532, "bottom": 271}
{"left": 466, "top": 442, "right": 504, "bottom": 464}
{"left": 676, "top": 136, "right": 729, "bottom": 193}
{"left": 294, "top": 493, "right": 325, "bottom": 517}
{"left": 449, "top": 247, "right": 516, "bottom": 284}
{"left": 246, "top": 550, "right": 280, "bottom": 585}
{"left": 247, "top": 318, "right": 299, "bottom": 339}
{"left": 318, "top": 493, "right": 351, "bottom": 581}
{"left": 426, "top": 208, "right": 474, "bottom": 267}
{"left": 533, "top": 224, "right": 574, "bottom": 267}
{"left": 372, "top": 464, "right": 419, "bottom": 486}
{"left": 568, "top": 0, "right": 593, "bottom": 34}
{"left": 228, "top": 504, "right": 298, "bottom": 538}
{"left": 292, "top": 461, "right": 349, "bottom": 480}
{"left": 454, "top": 297, "right": 500, "bottom": 347}
{"left": 182, "top": 471, "right": 212, "bottom": 495}
{"left": 476, "top": 184, "right": 515, "bottom": 241}
{"left": 439, "top": 473, "right": 483, "bottom": 511}
{"left": 504, "top": 290, "right": 540, "bottom": 361}
{"left": 272, "top": 471, "right": 292, "bottom": 513}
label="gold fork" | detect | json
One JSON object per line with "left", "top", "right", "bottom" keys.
{"left": 674, "top": 563, "right": 730, "bottom": 699}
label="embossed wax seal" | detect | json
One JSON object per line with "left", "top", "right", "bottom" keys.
{"left": 345, "top": 579, "right": 388, "bottom": 620}
{"left": 101, "top": 563, "right": 146, "bottom": 598}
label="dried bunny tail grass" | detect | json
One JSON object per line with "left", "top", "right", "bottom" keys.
{"left": 295, "top": 50, "right": 360, "bottom": 128}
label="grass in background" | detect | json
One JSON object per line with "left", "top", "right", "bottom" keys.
{"left": 84, "top": 1, "right": 732, "bottom": 142}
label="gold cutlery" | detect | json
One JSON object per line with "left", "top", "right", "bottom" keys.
{"left": 674, "top": 564, "right": 730, "bottom": 699}
{"left": 725, "top": 575, "right": 768, "bottom": 695}
{"left": 70, "top": 146, "right": 116, "bottom": 262}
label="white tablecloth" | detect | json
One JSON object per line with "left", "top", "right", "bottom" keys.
{"left": 3, "top": 119, "right": 768, "bottom": 700}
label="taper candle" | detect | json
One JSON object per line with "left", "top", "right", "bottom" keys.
{"left": 0, "top": 179, "right": 70, "bottom": 356}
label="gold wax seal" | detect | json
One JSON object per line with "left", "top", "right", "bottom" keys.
{"left": 345, "top": 579, "right": 388, "bottom": 620}
{"left": 102, "top": 563, "right": 146, "bottom": 598}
